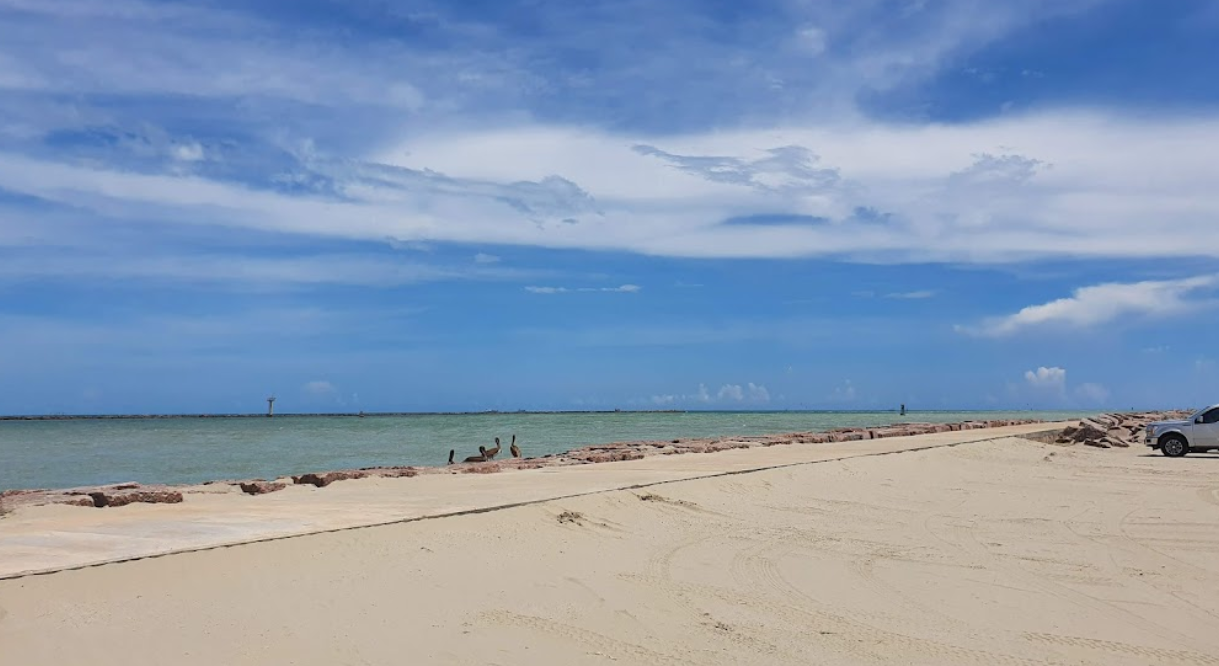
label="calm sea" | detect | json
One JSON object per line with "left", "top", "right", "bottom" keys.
{"left": 0, "top": 410, "right": 1088, "bottom": 491}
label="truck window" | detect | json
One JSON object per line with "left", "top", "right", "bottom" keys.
{"left": 1202, "top": 408, "right": 1219, "bottom": 425}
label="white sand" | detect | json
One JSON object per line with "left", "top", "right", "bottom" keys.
{"left": 3, "top": 430, "right": 1219, "bottom": 664}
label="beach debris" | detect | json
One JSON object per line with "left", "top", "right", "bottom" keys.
{"left": 238, "top": 480, "right": 286, "bottom": 495}
{"left": 557, "top": 510, "right": 584, "bottom": 524}
{"left": 461, "top": 463, "right": 502, "bottom": 474}
{"left": 84, "top": 489, "right": 184, "bottom": 508}
{"left": 359, "top": 466, "right": 419, "bottom": 478}
{"left": 636, "top": 492, "right": 696, "bottom": 508}
{"left": 292, "top": 470, "right": 369, "bottom": 488}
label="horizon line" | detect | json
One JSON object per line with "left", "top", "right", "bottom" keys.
{"left": 0, "top": 407, "right": 1130, "bottom": 421}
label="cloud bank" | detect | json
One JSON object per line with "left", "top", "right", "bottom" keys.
{"left": 964, "top": 275, "right": 1219, "bottom": 337}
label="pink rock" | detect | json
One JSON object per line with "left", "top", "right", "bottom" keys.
{"left": 88, "top": 490, "right": 184, "bottom": 507}
{"left": 238, "top": 480, "right": 286, "bottom": 495}
{"left": 292, "top": 471, "right": 368, "bottom": 487}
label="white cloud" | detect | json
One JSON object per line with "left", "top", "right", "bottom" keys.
{"left": 650, "top": 382, "right": 770, "bottom": 406}
{"left": 831, "top": 379, "right": 857, "bottom": 402}
{"left": 1019, "top": 367, "right": 1111, "bottom": 406}
{"left": 525, "top": 284, "right": 640, "bottom": 294}
{"left": 963, "top": 275, "right": 1219, "bottom": 337}
{"left": 793, "top": 25, "right": 828, "bottom": 56}
{"left": 302, "top": 380, "right": 337, "bottom": 397}
{"left": 747, "top": 382, "right": 771, "bottom": 402}
{"left": 0, "top": 252, "right": 532, "bottom": 288}
{"left": 473, "top": 252, "right": 500, "bottom": 264}
{"left": 885, "top": 290, "right": 936, "bottom": 299}
{"left": 718, "top": 384, "right": 745, "bottom": 401}
{"left": 1074, "top": 382, "right": 1110, "bottom": 405}
{"left": 171, "top": 142, "right": 205, "bottom": 162}
{"left": 2, "top": 111, "right": 1219, "bottom": 271}
{"left": 3, "top": 0, "right": 1212, "bottom": 289}
{"left": 1024, "top": 366, "right": 1066, "bottom": 392}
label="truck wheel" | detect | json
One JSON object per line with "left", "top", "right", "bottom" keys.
{"left": 1160, "top": 435, "right": 1188, "bottom": 458}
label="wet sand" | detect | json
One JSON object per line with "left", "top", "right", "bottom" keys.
{"left": 3, "top": 423, "right": 1219, "bottom": 664}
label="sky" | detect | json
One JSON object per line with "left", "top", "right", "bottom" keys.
{"left": 1, "top": 0, "right": 1218, "bottom": 414}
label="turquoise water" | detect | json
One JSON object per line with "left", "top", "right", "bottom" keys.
{"left": 0, "top": 410, "right": 1089, "bottom": 491}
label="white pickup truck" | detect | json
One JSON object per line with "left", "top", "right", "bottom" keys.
{"left": 1145, "top": 404, "right": 1219, "bottom": 457}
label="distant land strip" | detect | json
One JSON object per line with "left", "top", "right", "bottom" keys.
{"left": 0, "top": 408, "right": 1083, "bottom": 421}
{"left": 0, "top": 410, "right": 695, "bottom": 421}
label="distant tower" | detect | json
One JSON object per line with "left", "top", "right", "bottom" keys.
{"left": 267, "top": 395, "right": 276, "bottom": 418}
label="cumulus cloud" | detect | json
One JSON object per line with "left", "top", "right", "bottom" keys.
{"left": 717, "top": 384, "right": 744, "bottom": 401}
{"left": 1024, "top": 366, "right": 1066, "bottom": 391}
{"left": 650, "top": 382, "right": 770, "bottom": 406}
{"left": 747, "top": 383, "right": 771, "bottom": 402}
{"left": 962, "top": 275, "right": 1219, "bottom": 337}
{"left": 1020, "top": 367, "right": 1111, "bottom": 406}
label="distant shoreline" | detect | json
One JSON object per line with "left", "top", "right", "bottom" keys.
{"left": 0, "top": 408, "right": 1097, "bottom": 422}
{"left": 0, "top": 410, "right": 685, "bottom": 421}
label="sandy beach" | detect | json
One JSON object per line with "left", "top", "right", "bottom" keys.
{"left": 3, "top": 422, "right": 1219, "bottom": 664}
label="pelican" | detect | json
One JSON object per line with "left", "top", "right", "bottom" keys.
{"left": 462, "top": 446, "right": 488, "bottom": 463}
{"left": 447, "top": 449, "right": 455, "bottom": 465}
{"left": 484, "top": 437, "right": 502, "bottom": 460}
{"left": 509, "top": 434, "right": 521, "bottom": 458}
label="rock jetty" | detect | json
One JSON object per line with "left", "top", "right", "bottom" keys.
{"left": 1, "top": 414, "right": 1171, "bottom": 514}
{"left": 1052, "top": 410, "right": 1192, "bottom": 449}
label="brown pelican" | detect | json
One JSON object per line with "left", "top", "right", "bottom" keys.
{"left": 447, "top": 449, "right": 455, "bottom": 465}
{"left": 462, "top": 446, "right": 488, "bottom": 463}
{"left": 509, "top": 434, "right": 520, "bottom": 458}
{"left": 484, "top": 437, "right": 502, "bottom": 460}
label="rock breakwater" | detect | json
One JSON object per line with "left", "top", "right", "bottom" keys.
{"left": 1052, "top": 410, "right": 1192, "bottom": 449}
{"left": 0, "top": 415, "right": 1108, "bottom": 514}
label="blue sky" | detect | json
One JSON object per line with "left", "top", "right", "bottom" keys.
{"left": 2, "top": 0, "right": 1218, "bottom": 414}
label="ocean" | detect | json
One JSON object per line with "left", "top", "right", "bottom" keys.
{"left": 0, "top": 410, "right": 1089, "bottom": 491}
